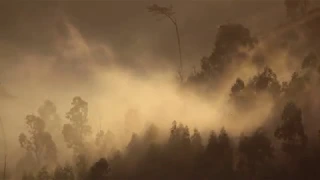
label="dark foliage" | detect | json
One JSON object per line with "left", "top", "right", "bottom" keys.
{"left": 11, "top": 2, "right": 320, "bottom": 180}
{"left": 87, "top": 158, "right": 110, "bottom": 180}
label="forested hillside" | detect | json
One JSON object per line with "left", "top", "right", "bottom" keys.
{"left": 1, "top": 0, "right": 320, "bottom": 180}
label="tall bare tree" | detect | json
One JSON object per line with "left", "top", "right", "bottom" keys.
{"left": 147, "top": 4, "right": 183, "bottom": 82}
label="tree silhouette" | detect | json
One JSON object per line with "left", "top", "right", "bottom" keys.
{"left": 247, "top": 66, "right": 281, "bottom": 98}
{"left": 62, "top": 97, "right": 92, "bottom": 155}
{"left": 127, "top": 133, "right": 141, "bottom": 154}
{"left": 210, "top": 24, "right": 257, "bottom": 73}
{"left": 6, "top": 4, "right": 320, "bottom": 179}
{"left": 238, "top": 128, "right": 274, "bottom": 179}
{"left": 95, "top": 130, "right": 115, "bottom": 156}
{"left": 164, "top": 121, "right": 193, "bottom": 179}
{"left": 191, "top": 129, "right": 204, "bottom": 153}
{"left": 75, "top": 154, "right": 89, "bottom": 180}
{"left": 282, "top": 71, "right": 309, "bottom": 99}
{"left": 108, "top": 150, "right": 125, "bottom": 179}
{"left": 168, "top": 121, "right": 191, "bottom": 151}
{"left": 147, "top": 4, "right": 183, "bottom": 82}
{"left": 231, "top": 78, "right": 245, "bottom": 95}
{"left": 88, "top": 158, "right": 110, "bottom": 180}
{"left": 181, "top": 125, "right": 191, "bottom": 149}
{"left": 187, "top": 23, "right": 257, "bottom": 89}
{"left": 206, "top": 130, "right": 219, "bottom": 154}
{"left": 136, "top": 143, "right": 163, "bottom": 179}
{"left": 18, "top": 115, "right": 57, "bottom": 166}
{"left": 202, "top": 129, "right": 234, "bottom": 179}
{"left": 215, "top": 128, "right": 234, "bottom": 179}
{"left": 143, "top": 123, "right": 159, "bottom": 144}
{"left": 275, "top": 102, "right": 308, "bottom": 159}
{"left": 186, "top": 57, "right": 215, "bottom": 90}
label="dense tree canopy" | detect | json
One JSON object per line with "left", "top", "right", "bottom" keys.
{"left": 7, "top": 1, "right": 320, "bottom": 180}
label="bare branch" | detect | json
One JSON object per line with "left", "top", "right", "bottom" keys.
{"left": 147, "top": 4, "right": 175, "bottom": 18}
{"left": 147, "top": 3, "right": 183, "bottom": 82}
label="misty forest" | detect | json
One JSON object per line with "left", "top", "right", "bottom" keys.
{"left": 1, "top": 0, "right": 320, "bottom": 180}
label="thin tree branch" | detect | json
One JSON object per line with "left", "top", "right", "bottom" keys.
{"left": 147, "top": 4, "right": 184, "bottom": 82}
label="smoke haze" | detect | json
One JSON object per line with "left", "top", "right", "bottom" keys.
{"left": 1, "top": 1, "right": 320, "bottom": 179}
